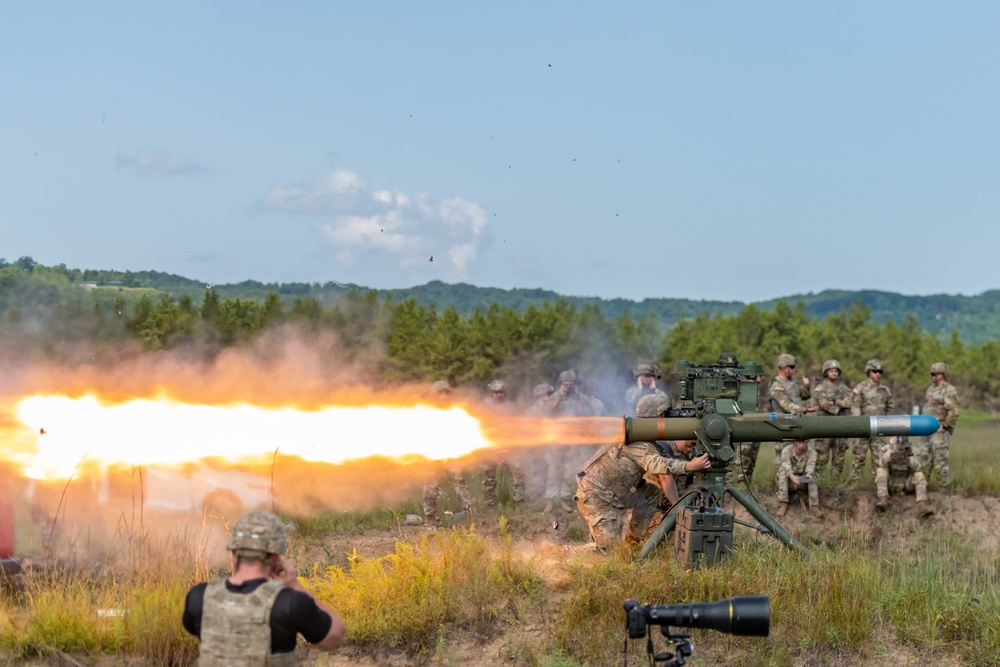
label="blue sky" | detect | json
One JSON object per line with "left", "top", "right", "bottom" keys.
{"left": 3, "top": 2, "right": 998, "bottom": 302}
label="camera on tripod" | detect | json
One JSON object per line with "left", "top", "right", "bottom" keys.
{"left": 623, "top": 596, "right": 770, "bottom": 665}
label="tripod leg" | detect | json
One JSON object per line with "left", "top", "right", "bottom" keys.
{"left": 727, "top": 486, "right": 809, "bottom": 557}
{"left": 638, "top": 493, "right": 697, "bottom": 561}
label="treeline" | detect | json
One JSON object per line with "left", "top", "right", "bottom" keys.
{"left": 2, "top": 257, "right": 998, "bottom": 414}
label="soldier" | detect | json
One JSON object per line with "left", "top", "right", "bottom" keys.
{"left": 848, "top": 359, "right": 894, "bottom": 483}
{"left": 543, "top": 370, "right": 595, "bottom": 514}
{"left": 481, "top": 379, "right": 527, "bottom": 506}
{"left": 811, "top": 359, "right": 853, "bottom": 476}
{"left": 526, "top": 383, "right": 555, "bottom": 496}
{"left": 422, "top": 381, "right": 475, "bottom": 524}
{"left": 875, "top": 436, "right": 934, "bottom": 517}
{"left": 657, "top": 438, "right": 703, "bottom": 507}
{"left": 574, "top": 395, "right": 710, "bottom": 549}
{"left": 717, "top": 351, "right": 740, "bottom": 368}
{"left": 768, "top": 354, "right": 816, "bottom": 454}
{"left": 918, "top": 362, "right": 959, "bottom": 488}
{"left": 775, "top": 441, "right": 820, "bottom": 518}
{"left": 182, "top": 511, "right": 346, "bottom": 663}
{"left": 624, "top": 363, "right": 671, "bottom": 416}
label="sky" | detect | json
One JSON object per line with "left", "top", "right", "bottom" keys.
{"left": 3, "top": 2, "right": 998, "bottom": 303}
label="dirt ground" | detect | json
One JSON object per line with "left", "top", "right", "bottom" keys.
{"left": 290, "top": 489, "right": 998, "bottom": 667}
{"left": 10, "top": 488, "right": 997, "bottom": 666}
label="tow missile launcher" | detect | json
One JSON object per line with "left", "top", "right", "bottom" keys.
{"left": 623, "top": 359, "right": 941, "bottom": 561}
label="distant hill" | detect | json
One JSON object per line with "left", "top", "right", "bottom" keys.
{"left": 383, "top": 282, "right": 1000, "bottom": 344}
{"left": 6, "top": 259, "right": 998, "bottom": 343}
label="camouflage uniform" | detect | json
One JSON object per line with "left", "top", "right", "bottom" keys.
{"left": 775, "top": 442, "right": 819, "bottom": 509}
{"left": 875, "top": 438, "right": 928, "bottom": 505}
{"left": 422, "top": 466, "right": 474, "bottom": 523}
{"left": 849, "top": 370, "right": 894, "bottom": 482}
{"left": 624, "top": 386, "right": 670, "bottom": 417}
{"left": 768, "top": 373, "right": 812, "bottom": 455}
{"left": 543, "top": 379, "right": 595, "bottom": 506}
{"left": 481, "top": 382, "right": 527, "bottom": 506}
{"left": 574, "top": 440, "right": 688, "bottom": 549}
{"left": 812, "top": 377, "right": 852, "bottom": 475}
{"left": 918, "top": 368, "right": 959, "bottom": 488}
{"left": 658, "top": 439, "right": 695, "bottom": 502}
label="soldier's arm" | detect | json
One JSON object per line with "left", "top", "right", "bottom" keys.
{"left": 944, "top": 387, "right": 959, "bottom": 430}
{"left": 805, "top": 447, "right": 817, "bottom": 478}
{"left": 884, "top": 388, "right": 895, "bottom": 415}
{"left": 771, "top": 386, "right": 803, "bottom": 414}
{"left": 850, "top": 385, "right": 862, "bottom": 416}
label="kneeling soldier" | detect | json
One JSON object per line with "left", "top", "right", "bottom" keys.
{"left": 876, "top": 436, "right": 934, "bottom": 517}
{"left": 776, "top": 441, "right": 820, "bottom": 518}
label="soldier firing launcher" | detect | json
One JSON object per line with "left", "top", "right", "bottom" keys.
{"left": 620, "top": 359, "right": 941, "bottom": 561}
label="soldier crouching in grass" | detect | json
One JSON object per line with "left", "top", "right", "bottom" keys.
{"left": 875, "top": 436, "right": 935, "bottom": 518}
{"left": 574, "top": 395, "right": 710, "bottom": 550}
{"left": 183, "top": 511, "right": 346, "bottom": 665}
{"left": 776, "top": 440, "right": 821, "bottom": 518}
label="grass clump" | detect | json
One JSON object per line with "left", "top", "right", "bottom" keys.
{"left": 306, "top": 524, "right": 541, "bottom": 654}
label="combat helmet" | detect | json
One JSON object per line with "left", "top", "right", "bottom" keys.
{"left": 633, "top": 363, "right": 660, "bottom": 378}
{"left": 487, "top": 379, "right": 508, "bottom": 393}
{"left": 432, "top": 380, "right": 452, "bottom": 394}
{"left": 864, "top": 359, "right": 885, "bottom": 375}
{"left": 930, "top": 362, "right": 950, "bottom": 380}
{"left": 558, "top": 369, "right": 578, "bottom": 384}
{"left": 777, "top": 353, "right": 797, "bottom": 369}
{"left": 635, "top": 394, "right": 671, "bottom": 418}
{"left": 533, "top": 383, "right": 554, "bottom": 398}
{"left": 717, "top": 352, "right": 739, "bottom": 367}
{"left": 821, "top": 359, "right": 842, "bottom": 376}
{"left": 227, "top": 511, "right": 287, "bottom": 558}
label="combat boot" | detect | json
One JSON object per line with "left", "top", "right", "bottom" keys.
{"left": 916, "top": 501, "right": 934, "bottom": 518}
{"left": 776, "top": 501, "right": 788, "bottom": 517}
{"left": 809, "top": 504, "right": 823, "bottom": 519}
{"left": 543, "top": 499, "right": 554, "bottom": 514}
{"left": 560, "top": 499, "right": 574, "bottom": 514}
{"left": 875, "top": 496, "right": 888, "bottom": 512}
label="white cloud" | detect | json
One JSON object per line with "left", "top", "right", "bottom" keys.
{"left": 265, "top": 168, "right": 489, "bottom": 280}
{"left": 115, "top": 149, "right": 211, "bottom": 177}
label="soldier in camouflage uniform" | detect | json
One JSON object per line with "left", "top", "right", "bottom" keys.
{"left": 918, "top": 362, "right": 959, "bottom": 488}
{"left": 768, "top": 354, "right": 816, "bottom": 455}
{"left": 574, "top": 395, "right": 710, "bottom": 549}
{"left": 775, "top": 441, "right": 820, "bottom": 517}
{"left": 183, "top": 512, "right": 346, "bottom": 663}
{"left": 811, "top": 359, "right": 853, "bottom": 476}
{"left": 543, "top": 370, "right": 595, "bottom": 514}
{"left": 848, "top": 359, "right": 894, "bottom": 483}
{"left": 624, "top": 363, "right": 671, "bottom": 416}
{"left": 875, "top": 436, "right": 934, "bottom": 517}
{"left": 422, "top": 381, "right": 476, "bottom": 524}
{"left": 480, "top": 379, "right": 527, "bottom": 506}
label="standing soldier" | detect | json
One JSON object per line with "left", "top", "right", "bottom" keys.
{"left": 768, "top": 354, "right": 816, "bottom": 454}
{"left": 875, "top": 436, "right": 935, "bottom": 517}
{"left": 775, "top": 441, "right": 820, "bottom": 518}
{"left": 481, "top": 379, "right": 527, "bottom": 506}
{"left": 849, "top": 359, "right": 894, "bottom": 483}
{"left": 543, "top": 370, "right": 595, "bottom": 514}
{"left": 182, "top": 512, "right": 346, "bottom": 662}
{"left": 919, "top": 362, "right": 959, "bottom": 489}
{"left": 811, "top": 359, "right": 853, "bottom": 476}
{"left": 624, "top": 363, "right": 671, "bottom": 416}
{"left": 422, "top": 381, "right": 476, "bottom": 524}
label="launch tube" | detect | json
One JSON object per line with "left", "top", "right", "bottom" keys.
{"left": 624, "top": 413, "right": 940, "bottom": 444}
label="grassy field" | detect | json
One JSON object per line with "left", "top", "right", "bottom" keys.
{"left": 2, "top": 419, "right": 999, "bottom": 666}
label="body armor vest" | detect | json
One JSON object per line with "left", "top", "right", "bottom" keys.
{"left": 199, "top": 579, "right": 296, "bottom": 667}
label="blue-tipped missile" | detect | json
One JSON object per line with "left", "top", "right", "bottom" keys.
{"left": 624, "top": 414, "right": 941, "bottom": 445}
